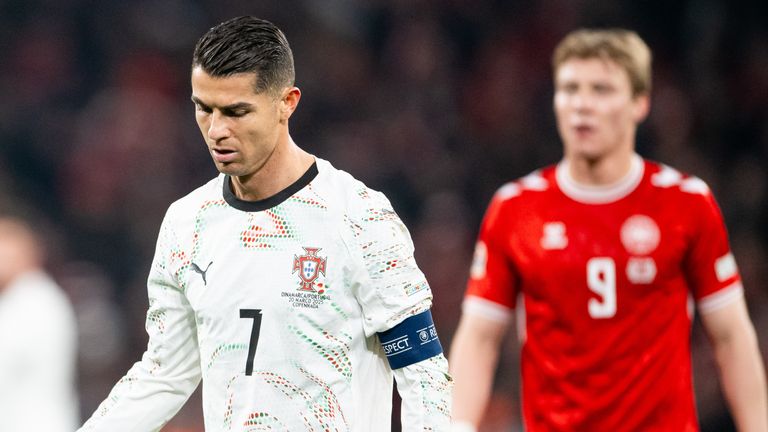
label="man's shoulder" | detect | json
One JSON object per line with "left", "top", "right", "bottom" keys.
{"left": 314, "top": 158, "right": 391, "bottom": 213}
{"left": 642, "top": 159, "right": 712, "bottom": 198}
{"left": 315, "top": 158, "right": 365, "bottom": 191}
{"left": 164, "top": 175, "right": 226, "bottom": 220}
{"left": 490, "top": 165, "right": 557, "bottom": 206}
{"left": 3, "top": 271, "right": 74, "bottom": 322}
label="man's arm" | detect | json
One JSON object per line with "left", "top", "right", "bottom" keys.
{"left": 345, "top": 188, "right": 454, "bottom": 429}
{"left": 393, "top": 354, "right": 453, "bottom": 431}
{"left": 375, "top": 308, "right": 452, "bottom": 430}
{"left": 78, "top": 214, "right": 202, "bottom": 432}
{"left": 699, "top": 295, "right": 768, "bottom": 432}
{"left": 78, "top": 279, "right": 202, "bottom": 432}
{"left": 448, "top": 311, "right": 508, "bottom": 431}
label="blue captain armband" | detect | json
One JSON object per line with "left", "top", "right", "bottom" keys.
{"left": 378, "top": 310, "right": 443, "bottom": 369}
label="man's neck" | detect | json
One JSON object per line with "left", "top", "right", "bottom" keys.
{"left": 230, "top": 138, "right": 315, "bottom": 201}
{"left": 566, "top": 150, "right": 636, "bottom": 186}
{"left": 0, "top": 266, "right": 39, "bottom": 293}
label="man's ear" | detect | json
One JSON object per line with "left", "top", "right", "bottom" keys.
{"left": 279, "top": 86, "right": 301, "bottom": 122}
{"left": 633, "top": 93, "right": 650, "bottom": 123}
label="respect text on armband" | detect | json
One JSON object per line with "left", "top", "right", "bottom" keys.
{"left": 383, "top": 335, "right": 412, "bottom": 356}
{"left": 377, "top": 310, "right": 443, "bottom": 369}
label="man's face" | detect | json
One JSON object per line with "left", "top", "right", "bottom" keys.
{"left": 0, "top": 220, "right": 37, "bottom": 289}
{"left": 554, "top": 57, "right": 648, "bottom": 162}
{"left": 191, "top": 67, "right": 286, "bottom": 178}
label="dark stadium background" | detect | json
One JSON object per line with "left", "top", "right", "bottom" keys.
{"left": 0, "top": 1, "right": 765, "bottom": 430}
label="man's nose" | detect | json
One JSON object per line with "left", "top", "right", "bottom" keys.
{"left": 572, "top": 92, "right": 593, "bottom": 111}
{"left": 208, "top": 111, "right": 231, "bottom": 141}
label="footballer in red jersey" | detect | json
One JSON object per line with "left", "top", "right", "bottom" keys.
{"left": 449, "top": 29, "right": 767, "bottom": 432}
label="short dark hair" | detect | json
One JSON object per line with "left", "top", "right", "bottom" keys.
{"left": 192, "top": 16, "right": 295, "bottom": 95}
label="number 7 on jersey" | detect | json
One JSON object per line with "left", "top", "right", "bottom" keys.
{"left": 240, "top": 309, "right": 263, "bottom": 375}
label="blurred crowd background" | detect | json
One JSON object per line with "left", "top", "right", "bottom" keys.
{"left": 0, "top": 0, "right": 766, "bottom": 431}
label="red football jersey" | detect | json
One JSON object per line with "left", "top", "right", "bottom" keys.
{"left": 465, "top": 155, "right": 743, "bottom": 431}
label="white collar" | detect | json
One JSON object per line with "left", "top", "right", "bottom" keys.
{"left": 556, "top": 154, "right": 644, "bottom": 204}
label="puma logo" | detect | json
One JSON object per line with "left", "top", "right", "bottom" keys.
{"left": 191, "top": 261, "right": 213, "bottom": 286}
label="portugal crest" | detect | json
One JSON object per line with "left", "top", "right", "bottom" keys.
{"left": 292, "top": 247, "right": 327, "bottom": 292}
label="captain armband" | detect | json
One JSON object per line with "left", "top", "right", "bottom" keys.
{"left": 377, "top": 310, "right": 443, "bottom": 369}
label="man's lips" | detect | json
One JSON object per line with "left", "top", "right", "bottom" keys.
{"left": 211, "top": 147, "right": 237, "bottom": 163}
{"left": 573, "top": 124, "right": 595, "bottom": 137}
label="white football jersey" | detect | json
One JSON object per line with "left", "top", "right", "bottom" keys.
{"left": 79, "top": 158, "right": 446, "bottom": 431}
{"left": 0, "top": 271, "right": 79, "bottom": 432}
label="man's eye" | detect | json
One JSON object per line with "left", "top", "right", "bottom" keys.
{"left": 196, "top": 104, "right": 212, "bottom": 113}
{"left": 593, "top": 85, "right": 612, "bottom": 94}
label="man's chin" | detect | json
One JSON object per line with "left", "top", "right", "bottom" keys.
{"left": 213, "top": 161, "right": 241, "bottom": 176}
{"left": 568, "top": 143, "right": 609, "bottom": 161}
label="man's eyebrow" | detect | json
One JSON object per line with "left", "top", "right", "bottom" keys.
{"left": 190, "top": 96, "right": 253, "bottom": 110}
{"left": 221, "top": 102, "right": 253, "bottom": 111}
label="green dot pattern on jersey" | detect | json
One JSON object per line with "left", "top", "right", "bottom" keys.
{"left": 287, "top": 187, "right": 328, "bottom": 209}
{"left": 420, "top": 356, "right": 452, "bottom": 418}
{"left": 356, "top": 188, "right": 370, "bottom": 200}
{"left": 253, "top": 369, "right": 346, "bottom": 429}
{"left": 298, "top": 366, "right": 346, "bottom": 427}
{"left": 243, "top": 412, "right": 286, "bottom": 428}
{"left": 326, "top": 286, "right": 351, "bottom": 321}
{"left": 290, "top": 314, "right": 353, "bottom": 380}
{"left": 363, "top": 207, "right": 399, "bottom": 223}
{"left": 221, "top": 375, "right": 239, "bottom": 430}
{"left": 176, "top": 199, "right": 228, "bottom": 293}
{"left": 207, "top": 343, "right": 248, "bottom": 371}
{"left": 240, "top": 207, "right": 298, "bottom": 249}
{"left": 97, "top": 374, "right": 139, "bottom": 418}
{"left": 146, "top": 304, "right": 167, "bottom": 335}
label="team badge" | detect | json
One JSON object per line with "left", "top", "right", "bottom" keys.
{"left": 626, "top": 257, "right": 657, "bottom": 284}
{"left": 540, "top": 222, "right": 568, "bottom": 250}
{"left": 620, "top": 215, "right": 660, "bottom": 255}
{"left": 292, "top": 247, "right": 327, "bottom": 292}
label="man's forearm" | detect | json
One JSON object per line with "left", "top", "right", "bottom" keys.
{"left": 448, "top": 335, "right": 499, "bottom": 427}
{"left": 714, "top": 324, "right": 768, "bottom": 432}
{"left": 394, "top": 354, "right": 453, "bottom": 431}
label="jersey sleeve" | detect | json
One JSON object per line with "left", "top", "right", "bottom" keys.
{"left": 78, "top": 209, "right": 202, "bottom": 432}
{"left": 393, "top": 355, "right": 452, "bottom": 431}
{"left": 683, "top": 183, "right": 744, "bottom": 313}
{"left": 345, "top": 188, "right": 433, "bottom": 337}
{"left": 342, "top": 186, "right": 453, "bottom": 427}
{"left": 464, "top": 190, "right": 518, "bottom": 319}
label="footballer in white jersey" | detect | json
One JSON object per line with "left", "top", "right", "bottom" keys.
{"left": 78, "top": 158, "right": 451, "bottom": 431}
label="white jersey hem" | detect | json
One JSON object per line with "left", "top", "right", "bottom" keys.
{"left": 697, "top": 281, "right": 744, "bottom": 314}
{"left": 462, "top": 296, "right": 513, "bottom": 324}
